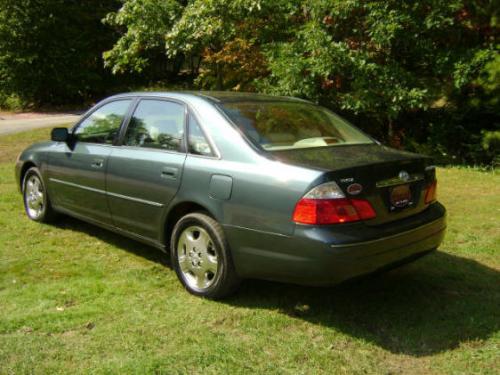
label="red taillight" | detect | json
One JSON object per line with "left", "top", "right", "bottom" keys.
{"left": 293, "top": 198, "right": 376, "bottom": 225}
{"left": 350, "top": 199, "right": 377, "bottom": 220}
{"left": 425, "top": 180, "right": 437, "bottom": 204}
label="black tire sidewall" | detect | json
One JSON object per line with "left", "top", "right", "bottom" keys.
{"left": 170, "top": 213, "right": 234, "bottom": 298}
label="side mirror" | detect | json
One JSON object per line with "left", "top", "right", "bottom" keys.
{"left": 51, "top": 127, "right": 69, "bottom": 143}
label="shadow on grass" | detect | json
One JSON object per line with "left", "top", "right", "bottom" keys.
{"left": 54, "top": 216, "right": 169, "bottom": 266}
{"left": 230, "top": 253, "right": 500, "bottom": 356}
{"left": 55, "top": 216, "right": 499, "bottom": 357}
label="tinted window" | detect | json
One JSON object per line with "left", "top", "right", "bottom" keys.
{"left": 74, "top": 100, "right": 132, "bottom": 144}
{"left": 219, "top": 101, "right": 374, "bottom": 151}
{"left": 124, "top": 100, "right": 185, "bottom": 151}
{"left": 188, "top": 114, "right": 213, "bottom": 156}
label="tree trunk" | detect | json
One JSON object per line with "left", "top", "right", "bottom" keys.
{"left": 387, "top": 118, "right": 394, "bottom": 141}
{"left": 216, "top": 63, "right": 223, "bottom": 90}
{"left": 195, "top": 56, "right": 202, "bottom": 75}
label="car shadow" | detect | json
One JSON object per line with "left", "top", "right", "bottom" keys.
{"left": 228, "top": 252, "right": 500, "bottom": 356}
{"left": 54, "top": 217, "right": 499, "bottom": 357}
{"left": 53, "top": 216, "right": 169, "bottom": 266}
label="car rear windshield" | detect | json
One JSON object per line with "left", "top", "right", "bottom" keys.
{"left": 219, "top": 101, "right": 374, "bottom": 151}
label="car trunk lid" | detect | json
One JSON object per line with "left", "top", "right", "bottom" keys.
{"left": 272, "top": 144, "right": 436, "bottom": 225}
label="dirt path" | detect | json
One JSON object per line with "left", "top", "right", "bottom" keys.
{"left": 0, "top": 112, "right": 82, "bottom": 135}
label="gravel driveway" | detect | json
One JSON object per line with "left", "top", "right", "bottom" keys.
{"left": 0, "top": 112, "right": 81, "bottom": 135}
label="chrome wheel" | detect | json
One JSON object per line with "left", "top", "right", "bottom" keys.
{"left": 25, "top": 175, "right": 44, "bottom": 219}
{"left": 177, "top": 225, "right": 219, "bottom": 290}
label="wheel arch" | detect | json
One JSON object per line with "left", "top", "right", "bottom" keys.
{"left": 162, "top": 200, "right": 220, "bottom": 249}
{"left": 19, "top": 161, "right": 38, "bottom": 192}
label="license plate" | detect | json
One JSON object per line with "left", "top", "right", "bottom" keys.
{"left": 389, "top": 184, "right": 413, "bottom": 210}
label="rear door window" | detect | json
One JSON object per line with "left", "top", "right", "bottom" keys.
{"left": 188, "top": 114, "right": 214, "bottom": 157}
{"left": 123, "top": 100, "right": 185, "bottom": 152}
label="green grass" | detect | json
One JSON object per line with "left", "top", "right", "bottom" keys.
{"left": 1, "top": 128, "right": 499, "bottom": 374}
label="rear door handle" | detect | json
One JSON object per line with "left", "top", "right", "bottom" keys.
{"left": 91, "top": 159, "right": 104, "bottom": 169}
{"left": 161, "top": 166, "right": 178, "bottom": 179}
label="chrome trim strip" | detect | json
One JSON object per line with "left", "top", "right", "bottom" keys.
{"left": 376, "top": 174, "right": 424, "bottom": 188}
{"left": 49, "top": 178, "right": 164, "bottom": 208}
{"left": 330, "top": 218, "right": 446, "bottom": 248}
{"left": 106, "top": 191, "right": 164, "bottom": 207}
{"left": 223, "top": 224, "right": 290, "bottom": 238}
{"left": 117, "top": 144, "right": 186, "bottom": 156}
{"left": 49, "top": 178, "right": 106, "bottom": 195}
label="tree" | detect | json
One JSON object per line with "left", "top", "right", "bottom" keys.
{"left": 0, "top": 0, "right": 120, "bottom": 106}
{"left": 103, "top": 0, "right": 184, "bottom": 76}
{"left": 103, "top": 0, "right": 498, "bottom": 164}
{"left": 106, "top": 0, "right": 297, "bottom": 89}
{"left": 259, "top": 1, "right": 498, "bottom": 142}
{"left": 1, "top": 0, "right": 496, "bottom": 164}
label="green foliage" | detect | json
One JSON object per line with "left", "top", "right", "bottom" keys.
{"left": 474, "top": 50, "right": 500, "bottom": 107}
{"left": 260, "top": 2, "right": 496, "bottom": 126}
{"left": 103, "top": 0, "right": 498, "bottom": 165}
{"left": 164, "top": 0, "right": 294, "bottom": 56}
{"left": 0, "top": 0, "right": 498, "bottom": 165}
{"left": 0, "top": 0, "right": 120, "bottom": 107}
{"left": 163, "top": 0, "right": 295, "bottom": 89}
{"left": 482, "top": 130, "right": 500, "bottom": 150}
{"left": 103, "top": 0, "right": 184, "bottom": 74}
{"left": 481, "top": 130, "right": 500, "bottom": 166}
{"left": 0, "top": 93, "right": 24, "bottom": 112}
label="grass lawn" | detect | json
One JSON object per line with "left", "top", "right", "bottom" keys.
{"left": 1, "top": 128, "right": 499, "bottom": 374}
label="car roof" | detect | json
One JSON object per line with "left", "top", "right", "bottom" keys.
{"left": 107, "top": 91, "right": 312, "bottom": 105}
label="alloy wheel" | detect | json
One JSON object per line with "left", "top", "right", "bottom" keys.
{"left": 25, "top": 175, "right": 44, "bottom": 219}
{"left": 177, "top": 225, "right": 219, "bottom": 290}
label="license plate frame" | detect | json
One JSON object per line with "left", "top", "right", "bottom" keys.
{"left": 388, "top": 183, "right": 414, "bottom": 212}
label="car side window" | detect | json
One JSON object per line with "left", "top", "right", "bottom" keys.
{"left": 188, "top": 114, "right": 214, "bottom": 156}
{"left": 74, "top": 100, "right": 132, "bottom": 144}
{"left": 123, "top": 100, "right": 185, "bottom": 151}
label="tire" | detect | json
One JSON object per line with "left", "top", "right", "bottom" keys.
{"left": 22, "top": 167, "right": 56, "bottom": 223}
{"left": 170, "top": 212, "right": 240, "bottom": 299}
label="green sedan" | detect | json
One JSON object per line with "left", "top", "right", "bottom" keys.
{"left": 15, "top": 92, "right": 446, "bottom": 299}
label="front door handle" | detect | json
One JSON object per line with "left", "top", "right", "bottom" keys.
{"left": 161, "top": 166, "right": 178, "bottom": 179}
{"left": 91, "top": 159, "right": 104, "bottom": 169}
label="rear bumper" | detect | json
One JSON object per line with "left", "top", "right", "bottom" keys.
{"left": 310, "top": 216, "right": 445, "bottom": 284}
{"left": 226, "top": 202, "right": 446, "bottom": 285}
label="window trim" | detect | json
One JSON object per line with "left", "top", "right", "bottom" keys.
{"left": 117, "top": 97, "right": 188, "bottom": 154}
{"left": 186, "top": 109, "right": 217, "bottom": 158}
{"left": 184, "top": 105, "right": 221, "bottom": 160}
{"left": 71, "top": 98, "right": 135, "bottom": 146}
{"left": 72, "top": 94, "right": 223, "bottom": 159}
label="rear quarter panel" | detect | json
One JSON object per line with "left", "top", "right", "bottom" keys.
{"left": 176, "top": 155, "right": 321, "bottom": 236}
{"left": 174, "top": 95, "right": 322, "bottom": 236}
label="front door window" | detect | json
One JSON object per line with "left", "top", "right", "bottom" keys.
{"left": 74, "top": 100, "right": 132, "bottom": 144}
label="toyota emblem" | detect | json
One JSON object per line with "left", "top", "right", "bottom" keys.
{"left": 398, "top": 170, "right": 410, "bottom": 181}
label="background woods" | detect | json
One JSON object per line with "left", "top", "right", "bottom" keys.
{"left": 0, "top": 0, "right": 498, "bottom": 165}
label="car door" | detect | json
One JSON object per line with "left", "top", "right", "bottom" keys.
{"left": 47, "top": 99, "right": 133, "bottom": 224}
{"left": 106, "top": 98, "right": 187, "bottom": 241}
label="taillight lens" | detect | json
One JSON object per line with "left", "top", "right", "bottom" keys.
{"left": 350, "top": 199, "right": 377, "bottom": 220}
{"left": 293, "top": 182, "right": 376, "bottom": 225}
{"left": 425, "top": 180, "right": 437, "bottom": 204}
